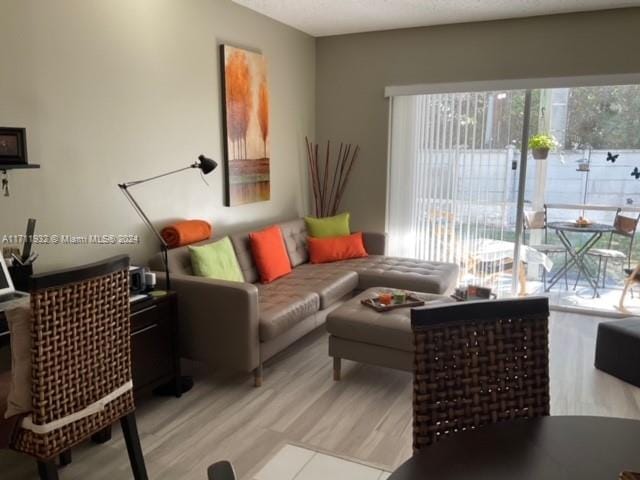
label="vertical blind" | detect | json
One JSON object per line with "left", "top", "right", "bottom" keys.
{"left": 388, "top": 92, "right": 523, "bottom": 288}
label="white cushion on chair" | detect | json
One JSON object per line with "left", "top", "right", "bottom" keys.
{"left": 587, "top": 248, "right": 626, "bottom": 259}
{"left": 529, "top": 244, "right": 566, "bottom": 254}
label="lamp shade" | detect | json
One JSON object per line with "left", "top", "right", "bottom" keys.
{"left": 197, "top": 155, "right": 218, "bottom": 174}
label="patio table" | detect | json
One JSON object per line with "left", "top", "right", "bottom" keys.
{"left": 546, "top": 221, "right": 616, "bottom": 296}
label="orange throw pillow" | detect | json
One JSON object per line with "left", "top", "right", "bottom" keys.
{"left": 249, "top": 225, "right": 292, "bottom": 283}
{"left": 308, "top": 232, "right": 368, "bottom": 264}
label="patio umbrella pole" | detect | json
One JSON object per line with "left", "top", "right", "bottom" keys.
{"left": 512, "top": 89, "right": 532, "bottom": 296}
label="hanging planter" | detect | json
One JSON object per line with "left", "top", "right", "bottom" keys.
{"left": 528, "top": 134, "right": 557, "bottom": 160}
{"left": 531, "top": 147, "right": 550, "bottom": 160}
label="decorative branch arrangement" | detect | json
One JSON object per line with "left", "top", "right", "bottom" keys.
{"left": 305, "top": 137, "right": 360, "bottom": 218}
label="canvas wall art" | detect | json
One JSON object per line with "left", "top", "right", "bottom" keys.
{"left": 220, "top": 45, "right": 270, "bottom": 206}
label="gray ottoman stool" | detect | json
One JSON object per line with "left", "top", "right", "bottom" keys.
{"left": 327, "top": 288, "right": 454, "bottom": 378}
{"left": 595, "top": 318, "right": 640, "bottom": 387}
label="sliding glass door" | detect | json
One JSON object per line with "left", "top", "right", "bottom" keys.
{"left": 388, "top": 84, "right": 640, "bottom": 313}
{"left": 388, "top": 90, "right": 527, "bottom": 295}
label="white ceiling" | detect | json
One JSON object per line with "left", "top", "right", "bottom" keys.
{"left": 232, "top": 0, "right": 640, "bottom": 37}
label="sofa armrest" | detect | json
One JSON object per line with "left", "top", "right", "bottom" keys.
{"left": 362, "top": 231, "right": 388, "bottom": 255}
{"left": 156, "top": 272, "right": 260, "bottom": 373}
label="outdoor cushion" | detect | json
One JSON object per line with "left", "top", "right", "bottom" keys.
{"left": 258, "top": 290, "right": 320, "bottom": 341}
{"left": 529, "top": 243, "right": 567, "bottom": 254}
{"left": 587, "top": 248, "right": 626, "bottom": 259}
{"left": 305, "top": 212, "right": 351, "bottom": 238}
{"left": 189, "top": 237, "right": 243, "bottom": 282}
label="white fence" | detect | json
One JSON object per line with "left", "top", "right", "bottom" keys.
{"left": 416, "top": 148, "right": 640, "bottom": 228}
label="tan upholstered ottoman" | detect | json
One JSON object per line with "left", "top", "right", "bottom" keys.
{"left": 327, "top": 288, "right": 454, "bottom": 378}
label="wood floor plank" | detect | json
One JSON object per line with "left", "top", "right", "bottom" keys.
{"left": 1, "top": 311, "right": 639, "bottom": 479}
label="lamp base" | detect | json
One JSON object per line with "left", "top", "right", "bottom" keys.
{"left": 152, "top": 376, "right": 194, "bottom": 397}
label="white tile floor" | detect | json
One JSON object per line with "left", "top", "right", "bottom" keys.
{"left": 253, "top": 444, "right": 391, "bottom": 480}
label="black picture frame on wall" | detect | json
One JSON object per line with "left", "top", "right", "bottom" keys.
{"left": 0, "top": 127, "right": 28, "bottom": 166}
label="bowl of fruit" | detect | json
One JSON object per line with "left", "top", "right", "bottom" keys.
{"left": 575, "top": 216, "right": 592, "bottom": 227}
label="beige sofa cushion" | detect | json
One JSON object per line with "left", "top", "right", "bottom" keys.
{"left": 230, "top": 232, "right": 259, "bottom": 283}
{"left": 331, "top": 255, "right": 458, "bottom": 295}
{"left": 258, "top": 290, "right": 319, "bottom": 341}
{"left": 260, "top": 264, "right": 358, "bottom": 310}
{"left": 280, "top": 219, "right": 309, "bottom": 267}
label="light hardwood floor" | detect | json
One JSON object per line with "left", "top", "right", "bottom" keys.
{"left": 2, "top": 311, "right": 640, "bottom": 479}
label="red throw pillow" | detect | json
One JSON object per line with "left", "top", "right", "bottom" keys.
{"left": 308, "top": 232, "right": 368, "bottom": 264}
{"left": 249, "top": 225, "right": 292, "bottom": 283}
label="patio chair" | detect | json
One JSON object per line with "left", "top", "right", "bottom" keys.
{"left": 411, "top": 297, "right": 550, "bottom": 451}
{"left": 577, "top": 209, "right": 640, "bottom": 289}
{"left": 523, "top": 207, "right": 568, "bottom": 290}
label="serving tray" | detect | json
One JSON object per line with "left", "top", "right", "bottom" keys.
{"left": 361, "top": 294, "right": 425, "bottom": 312}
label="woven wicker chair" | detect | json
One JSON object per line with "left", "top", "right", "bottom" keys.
{"left": 410, "top": 297, "right": 550, "bottom": 451}
{"left": 1, "top": 255, "right": 147, "bottom": 480}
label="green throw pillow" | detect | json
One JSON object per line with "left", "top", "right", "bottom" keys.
{"left": 189, "top": 237, "right": 244, "bottom": 282}
{"left": 304, "top": 212, "right": 351, "bottom": 238}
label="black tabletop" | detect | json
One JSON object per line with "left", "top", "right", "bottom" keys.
{"left": 548, "top": 221, "right": 616, "bottom": 234}
{"left": 389, "top": 416, "right": 640, "bottom": 480}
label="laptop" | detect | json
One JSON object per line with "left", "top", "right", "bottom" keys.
{"left": 0, "top": 255, "right": 29, "bottom": 312}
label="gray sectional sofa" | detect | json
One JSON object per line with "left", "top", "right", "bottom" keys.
{"left": 149, "top": 218, "right": 458, "bottom": 386}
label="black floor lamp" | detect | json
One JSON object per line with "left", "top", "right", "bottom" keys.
{"left": 118, "top": 154, "right": 217, "bottom": 290}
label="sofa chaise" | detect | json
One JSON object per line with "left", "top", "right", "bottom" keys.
{"left": 149, "top": 218, "right": 458, "bottom": 386}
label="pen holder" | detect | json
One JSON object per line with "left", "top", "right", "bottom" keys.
{"left": 9, "top": 263, "right": 33, "bottom": 292}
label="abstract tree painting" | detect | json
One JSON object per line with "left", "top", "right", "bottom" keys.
{"left": 220, "top": 45, "right": 270, "bottom": 206}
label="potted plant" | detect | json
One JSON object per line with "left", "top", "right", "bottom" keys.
{"left": 528, "top": 134, "right": 557, "bottom": 160}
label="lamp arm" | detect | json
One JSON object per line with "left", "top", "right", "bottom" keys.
{"left": 118, "top": 157, "right": 214, "bottom": 292}
{"left": 121, "top": 164, "right": 198, "bottom": 188}
{"left": 119, "top": 184, "right": 172, "bottom": 290}
{"left": 118, "top": 184, "right": 168, "bottom": 248}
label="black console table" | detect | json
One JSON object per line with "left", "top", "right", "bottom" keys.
{"left": 0, "top": 291, "right": 182, "bottom": 398}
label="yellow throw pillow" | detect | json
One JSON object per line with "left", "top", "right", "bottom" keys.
{"left": 304, "top": 212, "right": 351, "bottom": 238}
{"left": 189, "top": 237, "right": 244, "bottom": 282}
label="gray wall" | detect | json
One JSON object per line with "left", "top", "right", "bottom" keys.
{"left": 0, "top": 0, "right": 315, "bottom": 270}
{"left": 316, "top": 8, "right": 640, "bottom": 233}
